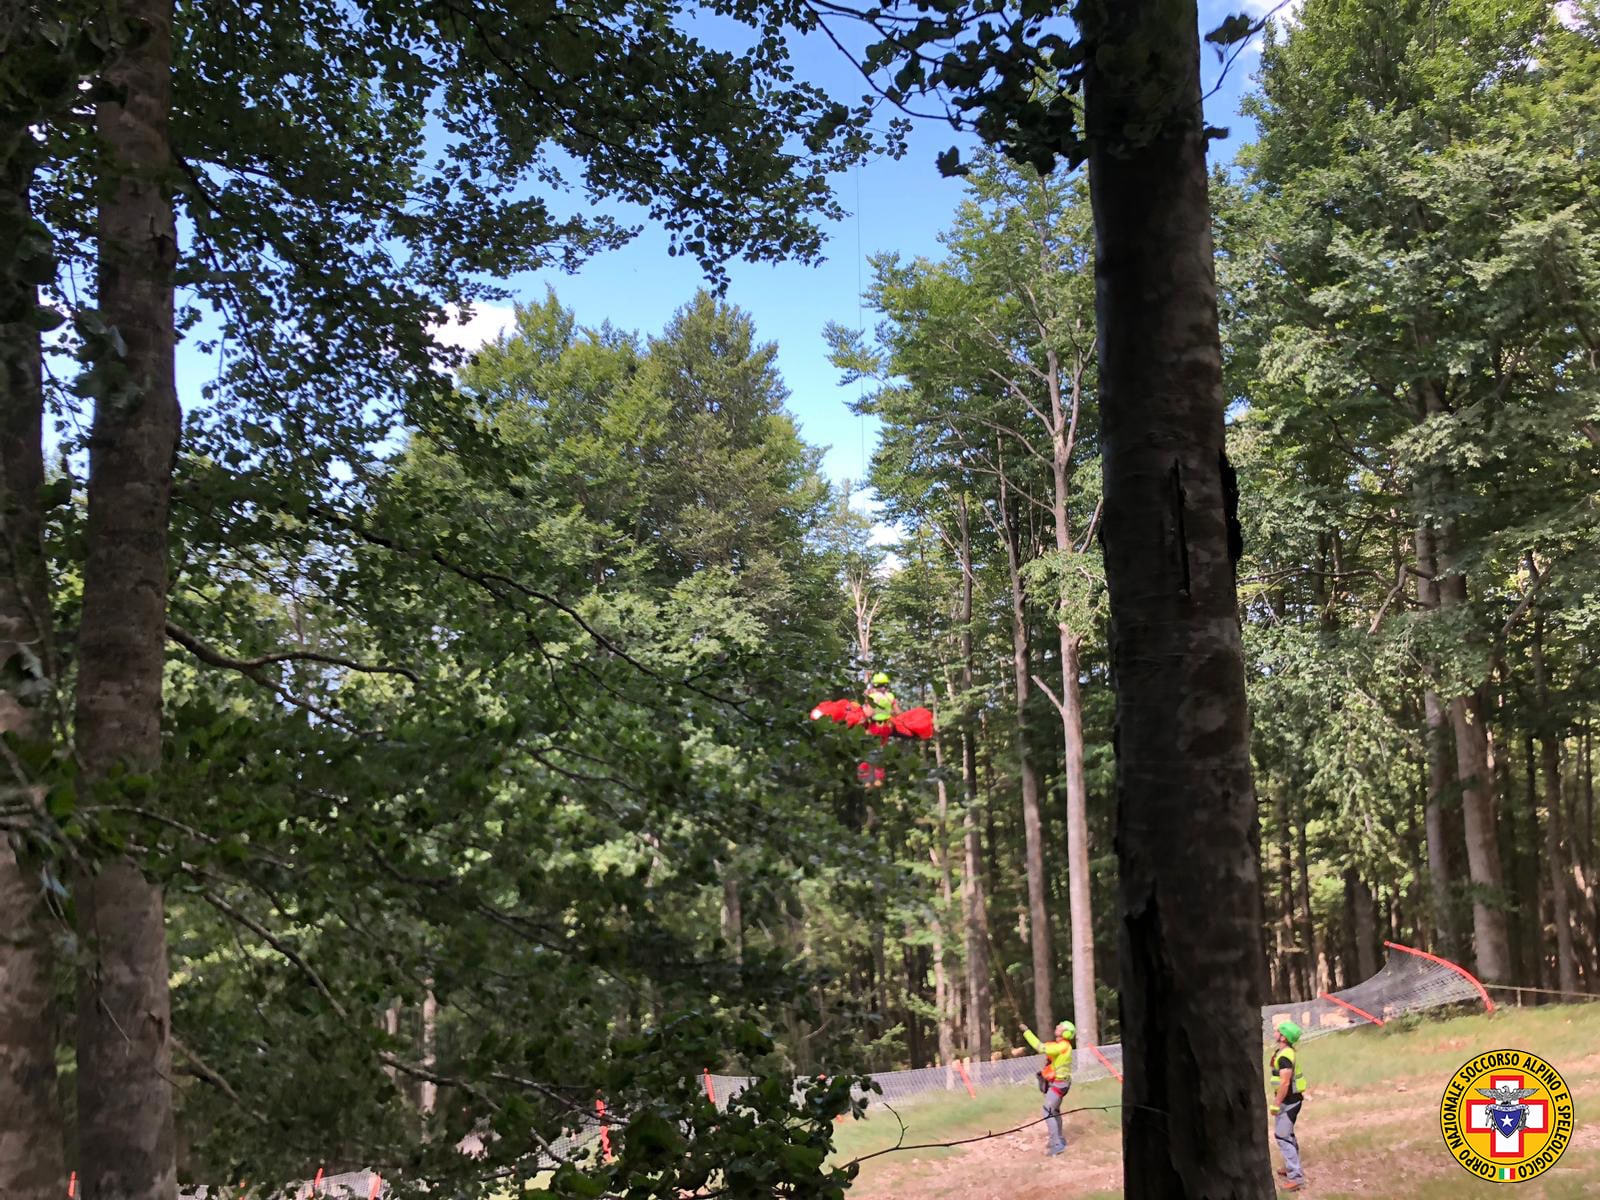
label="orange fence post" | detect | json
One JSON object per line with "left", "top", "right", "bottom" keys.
{"left": 313, "top": 1168, "right": 324, "bottom": 1196}
{"left": 1318, "top": 991, "right": 1385, "bottom": 1026}
{"left": 368, "top": 1174, "right": 382, "bottom": 1199}
{"left": 597, "top": 1097, "right": 613, "bottom": 1160}
{"left": 703, "top": 1069, "right": 717, "bottom": 1105}
{"left": 68, "top": 1172, "right": 76, "bottom": 1198}
{"left": 1089, "top": 1045, "right": 1124, "bottom": 1083}
{"left": 955, "top": 1058, "right": 977, "bottom": 1099}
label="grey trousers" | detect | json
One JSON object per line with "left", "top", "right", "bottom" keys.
{"left": 1275, "top": 1099, "right": 1304, "bottom": 1182}
{"left": 1043, "top": 1082, "right": 1070, "bottom": 1152}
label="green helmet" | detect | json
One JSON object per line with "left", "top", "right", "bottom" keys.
{"left": 1276, "top": 1020, "right": 1302, "bottom": 1046}
{"left": 1055, "top": 1020, "right": 1076, "bottom": 1041}
{"left": 871, "top": 672, "right": 891, "bottom": 685}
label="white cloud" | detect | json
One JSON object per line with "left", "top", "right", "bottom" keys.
{"left": 431, "top": 303, "right": 517, "bottom": 353}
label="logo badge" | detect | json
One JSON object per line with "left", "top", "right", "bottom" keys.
{"left": 1440, "top": 1049, "right": 1575, "bottom": 1183}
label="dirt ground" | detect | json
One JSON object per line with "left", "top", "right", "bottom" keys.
{"left": 840, "top": 1008, "right": 1600, "bottom": 1199}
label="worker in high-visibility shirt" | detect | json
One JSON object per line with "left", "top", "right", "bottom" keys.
{"left": 1021, "top": 1020, "right": 1075, "bottom": 1156}
{"left": 1268, "top": 1020, "right": 1309, "bottom": 1191}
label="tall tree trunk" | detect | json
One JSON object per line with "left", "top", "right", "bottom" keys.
{"left": 1530, "top": 607, "right": 1579, "bottom": 993}
{"left": 1294, "top": 801, "right": 1323, "bottom": 992}
{"left": 76, "top": 2, "right": 181, "bottom": 1195}
{"left": 1447, "top": 688, "right": 1511, "bottom": 982}
{"left": 420, "top": 988, "right": 438, "bottom": 1121}
{"left": 1083, "top": 3, "right": 1267, "bottom": 1192}
{"left": 995, "top": 479, "right": 1052, "bottom": 1033}
{"left": 956, "top": 498, "right": 991, "bottom": 1059}
{"left": 1273, "top": 791, "right": 1305, "bottom": 999}
{"left": 1413, "top": 525, "right": 1460, "bottom": 957}
{"left": 932, "top": 737, "right": 958, "bottom": 1065}
{"left": 0, "top": 145, "right": 67, "bottom": 1200}
{"left": 1345, "top": 869, "right": 1378, "bottom": 982}
{"left": 1042, "top": 348, "right": 1100, "bottom": 1049}
{"left": 721, "top": 871, "right": 743, "bottom": 965}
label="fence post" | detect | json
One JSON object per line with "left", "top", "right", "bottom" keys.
{"left": 597, "top": 1097, "right": 613, "bottom": 1160}
{"left": 68, "top": 1172, "right": 76, "bottom": 1198}
{"left": 956, "top": 1058, "right": 976, "bottom": 1099}
{"left": 703, "top": 1069, "right": 717, "bottom": 1106}
{"left": 368, "top": 1174, "right": 382, "bottom": 1199}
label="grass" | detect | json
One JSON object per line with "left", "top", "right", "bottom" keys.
{"left": 838, "top": 1002, "right": 1600, "bottom": 1198}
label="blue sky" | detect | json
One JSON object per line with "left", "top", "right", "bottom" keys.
{"left": 175, "top": 2, "right": 1286, "bottom": 491}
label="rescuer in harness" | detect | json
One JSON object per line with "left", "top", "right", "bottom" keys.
{"left": 1268, "top": 1019, "right": 1308, "bottom": 1191}
{"left": 1021, "top": 1020, "right": 1075, "bottom": 1156}
{"left": 864, "top": 672, "right": 898, "bottom": 727}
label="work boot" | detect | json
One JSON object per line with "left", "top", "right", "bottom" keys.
{"left": 1047, "top": 1145, "right": 1066, "bottom": 1157}
{"left": 1279, "top": 1180, "right": 1305, "bottom": 1192}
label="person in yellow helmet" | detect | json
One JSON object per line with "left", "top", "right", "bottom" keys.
{"left": 1268, "top": 1020, "right": 1308, "bottom": 1191}
{"left": 864, "top": 671, "right": 898, "bottom": 726}
{"left": 1022, "top": 1020, "right": 1075, "bottom": 1156}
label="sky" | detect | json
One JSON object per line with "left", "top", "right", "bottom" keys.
{"left": 176, "top": 2, "right": 1291, "bottom": 493}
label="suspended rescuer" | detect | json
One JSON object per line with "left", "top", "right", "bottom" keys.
{"left": 864, "top": 672, "right": 898, "bottom": 726}
{"left": 1269, "top": 1019, "right": 1308, "bottom": 1191}
{"left": 1021, "top": 1020, "right": 1075, "bottom": 1156}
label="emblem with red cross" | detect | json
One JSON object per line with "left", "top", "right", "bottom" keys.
{"left": 1466, "top": 1073, "right": 1549, "bottom": 1159}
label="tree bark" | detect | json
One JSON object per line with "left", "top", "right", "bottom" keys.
{"left": 995, "top": 475, "right": 1052, "bottom": 1033}
{"left": 75, "top": 2, "right": 181, "bottom": 1195}
{"left": 0, "top": 146, "right": 67, "bottom": 1200}
{"left": 1083, "top": 3, "right": 1268, "bottom": 1193}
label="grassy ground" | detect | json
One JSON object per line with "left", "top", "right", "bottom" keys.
{"left": 834, "top": 1003, "right": 1600, "bottom": 1198}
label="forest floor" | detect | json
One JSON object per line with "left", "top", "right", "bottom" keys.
{"left": 831, "top": 1003, "right": 1600, "bottom": 1198}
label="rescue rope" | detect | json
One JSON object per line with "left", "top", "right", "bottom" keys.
{"left": 841, "top": 1101, "right": 1146, "bottom": 1168}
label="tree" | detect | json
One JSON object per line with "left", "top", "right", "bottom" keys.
{"left": 1078, "top": 5, "right": 1266, "bottom": 1192}
{"left": 1231, "top": 0, "right": 1600, "bottom": 985}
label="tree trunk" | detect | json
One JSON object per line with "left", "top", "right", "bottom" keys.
{"left": 1293, "top": 801, "right": 1323, "bottom": 992}
{"left": 957, "top": 498, "right": 992, "bottom": 1059}
{"left": 0, "top": 149, "right": 67, "bottom": 1200}
{"left": 1345, "top": 869, "right": 1378, "bottom": 982}
{"left": 75, "top": 2, "right": 181, "bottom": 1195}
{"left": 1413, "top": 525, "right": 1460, "bottom": 958}
{"left": 1531, "top": 608, "right": 1579, "bottom": 993}
{"left": 1045, "top": 348, "right": 1100, "bottom": 1049}
{"left": 1447, "top": 690, "right": 1512, "bottom": 982}
{"left": 932, "top": 738, "right": 958, "bottom": 1065}
{"left": 1083, "top": 3, "right": 1268, "bottom": 1192}
{"left": 420, "top": 988, "right": 438, "bottom": 1121}
{"left": 996, "top": 479, "right": 1052, "bottom": 1033}
{"left": 1273, "top": 791, "right": 1305, "bottom": 999}
{"left": 721, "top": 871, "right": 743, "bottom": 965}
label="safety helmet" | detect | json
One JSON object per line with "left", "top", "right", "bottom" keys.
{"left": 1276, "top": 1020, "right": 1302, "bottom": 1046}
{"left": 871, "top": 672, "right": 891, "bottom": 685}
{"left": 1055, "top": 1020, "right": 1076, "bottom": 1041}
